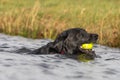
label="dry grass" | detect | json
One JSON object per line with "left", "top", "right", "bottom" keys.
{"left": 0, "top": 0, "right": 120, "bottom": 47}
{"left": 85, "top": 14, "right": 120, "bottom": 47}
{"left": 0, "top": 0, "right": 67, "bottom": 39}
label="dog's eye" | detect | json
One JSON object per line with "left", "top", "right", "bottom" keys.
{"left": 82, "top": 33, "right": 89, "bottom": 37}
{"left": 76, "top": 33, "right": 82, "bottom": 38}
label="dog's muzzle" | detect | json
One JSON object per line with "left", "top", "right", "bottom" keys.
{"left": 79, "top": 46, "right": 97, "bottom": 60}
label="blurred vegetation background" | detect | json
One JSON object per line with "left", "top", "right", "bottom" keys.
{"left": 0, "top": 0, "right": 120, "bottom": 47}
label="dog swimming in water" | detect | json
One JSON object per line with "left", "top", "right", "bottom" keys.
{"left": 29, "top": 28, "right": 98, "bottom": 60}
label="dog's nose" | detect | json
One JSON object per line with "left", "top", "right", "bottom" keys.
{"left": 93, "top": 34, "right": 98, "bottom": 40}
{"left": 89, "top": 34, "right": 98, "bottom": 42}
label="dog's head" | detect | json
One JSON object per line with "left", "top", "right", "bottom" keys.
{"left": 54, "top": 28, "right": 98, "bottom": 59}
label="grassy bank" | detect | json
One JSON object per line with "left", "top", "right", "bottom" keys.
{"left": 0, "top": 0, "right": 120, "bottom": 47}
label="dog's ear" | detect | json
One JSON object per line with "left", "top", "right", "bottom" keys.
{"left": 53, "top": 31, "right": 68, "bottom": 52}
{"left": 54, "top": 31, "right": 68, "bottom": 43}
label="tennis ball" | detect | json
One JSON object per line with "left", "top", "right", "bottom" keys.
{"left": 81, "top": 43, "right": 93, "bottom": 49}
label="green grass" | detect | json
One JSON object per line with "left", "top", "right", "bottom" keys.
{"left": 0, "top": 0, "right": 120, "bottom": 47}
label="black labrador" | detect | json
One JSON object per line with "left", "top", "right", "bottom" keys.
{"left": 29, "top": 28, "right": 98, "bottom": 60}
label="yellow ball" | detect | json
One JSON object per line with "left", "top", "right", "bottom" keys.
{"left": 81, "top": 43, "right": 93, "bottom": 49}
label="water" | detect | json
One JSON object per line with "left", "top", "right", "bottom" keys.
{"left": 0, "top": 33, "right": 120, "bottom": 80}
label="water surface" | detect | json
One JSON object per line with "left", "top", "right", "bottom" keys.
{"left": 0, "top": 34, "right": 120, "bottom": 80}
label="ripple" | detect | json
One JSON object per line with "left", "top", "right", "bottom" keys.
{"left": 0, "top": 33, "right": 120, "bottom": 80}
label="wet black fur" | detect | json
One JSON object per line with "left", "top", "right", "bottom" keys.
{"left": 29, "top": 28, "right": 98, "bottom": 59}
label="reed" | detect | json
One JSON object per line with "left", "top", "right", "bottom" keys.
{"left": 0, "top": 0, "right": 120, "bottom": 47}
